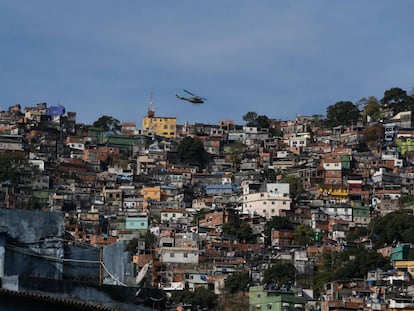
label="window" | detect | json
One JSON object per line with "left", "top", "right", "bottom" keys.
{"left": 170, "top": 253, "right": 175, "bottom": 257}
{"left": 283, "top": 201, "right": 286, "bottom": 205}
{"left": 184, "top": 253, "right": 188, "bottom": 258}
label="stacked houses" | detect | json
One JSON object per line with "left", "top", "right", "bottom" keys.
{"left": 2, "top": 101, "right": 414, "bottom": 310}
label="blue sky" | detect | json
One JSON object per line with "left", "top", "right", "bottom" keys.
{"left": 1, "top": 1, "right": 413, "bottom": 126}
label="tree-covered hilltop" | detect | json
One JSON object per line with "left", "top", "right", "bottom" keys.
{"left": 242, "top": 86, "right": 414, "bottom": 130}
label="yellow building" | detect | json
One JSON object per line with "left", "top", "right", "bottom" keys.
{"left": 394, "top": 260, "right": 414, "bottom": 278}
{"left": 141, "top": 100, "right": 176, "bottom": 138}
{"left": 319, "top": 185, "right": 348, "bottom": 201}
{"left": 142, "top": 115, "right": 176, "bottom": 138}
{"left": 141, "top": 103, "right": 176, "bottom": 139}
{"left": 140, "top": 186, "right": 162, "bottom": 209}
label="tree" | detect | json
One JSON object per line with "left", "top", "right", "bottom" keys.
{"left": 222, "top": 222, "right": 256, "bottom": 243}
{"left": 318, "top": 249, "right": 340, "bottom": 273}
{"left": 260, "top": 168, "right": 277, "bottom": 183}
{"left": 242, "top": 111, "right": 258, "bottom": 125}
{"left": 92, "top": 115, "right": 121, "bottom": 132}
{"left": 256, "top": 115, "right": 270, "bottom": 128}
{"left": 399, "top": 195, "right": 414, "bottom": 208}
{"left": 0, "top": 152, "right": 39, "bottom": 186}
{"left": 280, "top": 175, "right": 304, "bottom": 199}
{"left": 326, "top": 101, "right": 360, "bottom": 127}
{"left": 346, "top": 226, "right": 369, "bottom": 244}
{"left": 263, "top": 216, "right": 294, "bottom": 246}
{"left": 169, "top": 287, "right": 218, "bottom": 310}
{"left": 362, "top": 124, "right": 384, "bottom": 146}
{"left": 226, "top": 141, "right": 246, "bottom": 172}
{"left": 262, "top": 262, "right": 296, "bottom": 285}
{"left": 333, "top": 249, "right": 390, "bottom": 280}
{"left": 126, "top": 232, "right": 157, "bottom": 252}
{"left": 177, "top": 136, "right": 210, "bottom": 169}
{"left": 294, "top": 224, "right": 315, "bottom": 246}
{"left": 369, "top": 210, "right": 414, "bottom": 247}
{"left": 242, "top": 111, "right": 271, "bottom": 128}
{"left": 381, "top": 87, "right": 408, "bottom": 106}
{"left": 360, "top": 96, "right": 382, "bottom": 122}
{"left": 225, "top": 271, "right": 251, "bottom": 294}
{"left": 381, "top": 87, "right": 414, "bottom": 114}
{"left": 309, "top": 114, "right": 327, "bottom": 129}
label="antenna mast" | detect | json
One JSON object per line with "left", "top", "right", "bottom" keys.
{"left": 147, "top": 93, "right": 155, "bottom": 118}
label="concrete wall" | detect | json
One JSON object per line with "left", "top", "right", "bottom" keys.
{"left": 63, "top": 245, "right": 100, "bottom": 281}
{"left": 0, "top": 208, "right": 64, "bottom": 279}
{"left": 103, "top": 241, "right": 136, "bottom": 286}
{"left": 0, "top": 209, "right": 64, "bottom": 243}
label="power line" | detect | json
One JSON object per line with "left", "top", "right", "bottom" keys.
{"left": 5, "top": 244, "right": 127, "bottom": 286}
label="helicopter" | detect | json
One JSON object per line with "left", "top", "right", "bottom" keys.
{"left": 176, "top": 90, "right": 207, "bottom": 104}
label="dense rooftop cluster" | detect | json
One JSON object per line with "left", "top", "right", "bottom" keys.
{"left": 2, "top": 87, "right": 414, "bottom": 310}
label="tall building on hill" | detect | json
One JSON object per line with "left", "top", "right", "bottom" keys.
{"left": 141, "top": 96, "right": 176, "bottom": 138}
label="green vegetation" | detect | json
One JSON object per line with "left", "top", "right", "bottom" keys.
{"left": 294, "top": 224, "right": 315, "bottom": 246}
{"left": 0, "top": 152, "right": 39, "bottom": 186}
{"left": 177, "top": 136, "right": 210, "bottom": 170}
{"left": 125, "top": 232, "right": 157, "bottom": 252}
{"left": 381, "top": 87, "right": 414, "bottom": 113}
{"left": 362, "top": 123, "right": 384, "bottom": 145}
{"left": 280, "top": 175, "right": 305, "bottom": 199}
{"left": 222, "top": 222, "right": 256, "bottom": 243}
{"left": 262, "top": 262, "right": 296, "bottom": 285}
{"left": 360, "top": 96, "right": 382, "bottom": 121}
{"left": 242, "top": 111, "right": 270, "bottom": 128}
{"left": 225, "top": 141, "right": 246, "bottom": 172}
{"left": 263, "top": 216, "right": 294, "bottom": 246}
{"left": 369, "top": 210, "right": 414, "bottom": 248}
{"left": 313, "top": 247, "right": 390, "bottom": 294}
{"left": 225, "top": 271, "right": 251, "bottom": 294}
{"left": 326, "top": 101, "right": 361, "bottom": 127}
{"left": 92, "top": 115, "right": 121, "bottom": 132}
{"left": 169, "top": 287, "right": 218, "bottom": 310}
{"left": 332, "top": 249, "right": 390, "bottom": 280}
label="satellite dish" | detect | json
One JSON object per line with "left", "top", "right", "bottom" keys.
{"left": 136, "top": 262, "right": 150, "bottom": 285}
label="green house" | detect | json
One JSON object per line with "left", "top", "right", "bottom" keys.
{"left": 126, "top": 215, "right": 148, "bottom": 231}
{"left": 352, "top": 201, "right": 370, "bottom": 219}
{"left": 396, "top": 137, "right": 414, "bottom": 156}
{"left": 249, "top": 286, "right": 305, "bottom": 311}
{"left": 340, "top": 155, "right": 352, "bottom": 171}
{"left": 391, "top": 244, "right": 411, "bottom": 262}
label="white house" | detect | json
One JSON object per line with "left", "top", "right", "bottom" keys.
{"left": 239, "top": 182, "right": 291, "bottom": 219}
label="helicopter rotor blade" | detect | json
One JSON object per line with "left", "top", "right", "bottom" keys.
{"left": 184, "top": 89, "right": 197, "bottom": 96}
